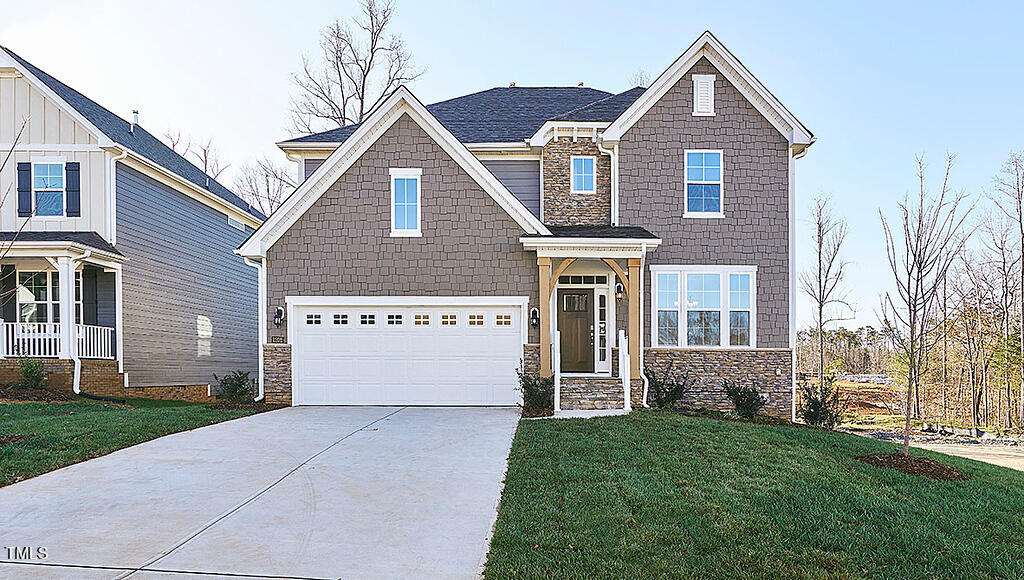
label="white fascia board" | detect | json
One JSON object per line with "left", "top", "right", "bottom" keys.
{"left": 0, "top": 50, "right": 116, "bottom": 149}
{"left": 528, "top": 121, "right": 610, "bottom": 147}
{"left": 286, "top": 295, "right": 530, "bottom": 308}
{"left": 520, "top": 236, "right": 662, "bottom": 248}
{"left": 240, "top": 86, "right": 549, "bottom": 258}
{"left": 649, "top": 264, "right": 756, "bottom": 273}
{"left": 466, "top": 141, "right": 532, "bottom": 150}
{"left": 1, "top": 242, "right": 125, "bottom": 264}
{"left": 601, "top": 31, "right": 813, "bottom": 147}
{"left": 119, "top": 152, "right": 262, "bottom": 228}
{"left": 521, "top": 236, "right": 662, "bottom": 259}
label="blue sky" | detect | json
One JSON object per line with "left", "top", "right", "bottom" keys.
{"left": 2, "top": 1, "right": 1022, "bottom": 329}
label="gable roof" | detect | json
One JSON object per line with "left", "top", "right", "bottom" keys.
{"left": 240, "top": 86, "right": 550, "bottom": 258}
{"left": 283, "top": 86, "right": 615, "bottom": 147}
{"left": 601, "top": 31, "right": 814, "bottom": 151}
{"left": 555, "top": 87, "right": 647, "bottom": 122}
{"left": 0, "top": 46, "right": 264, "bottom": 221}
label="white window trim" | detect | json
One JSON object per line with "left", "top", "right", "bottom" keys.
{"left": 30, "top": 156, "right": 68, "bottom": 220}
{"left": 569, "top": 155, "right": 596, "bottom": 194}
{"left": 692, "top": 74, "right": 716, "bottom": 117}
{"left": 683, "top": 149, "right": 724, "bottom": 218}
{"left": 14, "top": 268, "right": 83, "bottom": 324}
{"left": 389, "top": 168, "right": 422, "bottom": 237}
{"left": 650, "top": 264, "right": 756, "bottom": 349}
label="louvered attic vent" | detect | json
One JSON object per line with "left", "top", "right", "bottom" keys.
{"left": 692, "top": 74, "right": 716, "bottom": 116}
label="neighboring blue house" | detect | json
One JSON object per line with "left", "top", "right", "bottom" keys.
{"left": 0, "top": 46, "right": 263, "bottom": 398}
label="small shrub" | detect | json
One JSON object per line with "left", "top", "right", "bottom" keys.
{"left": 214, "top": 370, "right": 255, "bottom": 403}
{"left": 645, "top": 361, "right": 696, "bottom": 409}
{"left": 16, "top": 358, "right": 47, "bottom": 390}
{"left": 798, "top": 375, "right": 846, "bottom": 429}
{"left": 516, "top": 362, "right": 554, "bottom": 415}
{"left": 723, "top": 380, "right": 767, "bottom": 419}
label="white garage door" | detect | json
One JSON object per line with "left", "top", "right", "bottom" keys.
{"left": 291, "top": 300, "right": 525, "bottom": 406}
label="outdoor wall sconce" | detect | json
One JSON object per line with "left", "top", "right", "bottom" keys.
{"left": 273, "top": 307, "right": 285, "bottom": 327}
{"left": 529, "top": 307, "right": 540, "bottom": 328}
{"left": 615, "top": 282, "right": 625, "bottom": 301}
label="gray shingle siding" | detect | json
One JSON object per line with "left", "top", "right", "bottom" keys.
{"left": 481, "top": 159, "right": 541, "bottom": 217}
{"left": 116, "top": 164, "right": 258, "bottom": 386}
{"left": 266, "top": 113, "right": 539, "bottom": 344}
{"left": 617, "top": 57, "right": 791, "bottom": 348}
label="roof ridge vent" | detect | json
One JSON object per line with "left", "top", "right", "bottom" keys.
{"left": 509, "top": 82, "right": 516, "bottom": 87}
{"left": 130, "top": 109, "right": 138, "bottom": 135}
{"left": 577, "top": 82, "right": 584, "bottom": 87}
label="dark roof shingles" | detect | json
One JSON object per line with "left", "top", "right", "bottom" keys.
{"left": 0, "top": 231, "right": 123, "bottom": 256}
{"left": 1, "top": 47, "right": 263, "bottom": 220}
{"left": 529, "top": 225, "right": 659, "bottom": 239}
{"left": 286, "top": 86, "right": 619, "bottom": 145}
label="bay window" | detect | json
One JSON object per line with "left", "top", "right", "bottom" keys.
{"left": 652, "top": 265, "right": 756, "bottom": 348}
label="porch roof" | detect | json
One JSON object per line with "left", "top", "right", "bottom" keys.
{"left": 520, "top": 225, "right": 661, "bottom": 258}
{"left": 0, "top": 231, "right": 124, "bottom": 259}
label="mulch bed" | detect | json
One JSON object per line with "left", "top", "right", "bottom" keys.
{"left": 856, "top": 453, "right": 968, "bottom": 481}
{"left": 0, "top": 385, "right": 76, "bottom": 403}
{"left": 521, "top": 406, "right": 554, "bottom": 418}
{"left": 0, "top": 433, "right": 27, "bottom": 446}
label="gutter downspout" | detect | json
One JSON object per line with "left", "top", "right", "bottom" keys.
{"left": 243, "top": 256, "right": 266, "bottom": 402}
{"left": 597, "top": 140, "right": 619, "bottom": 225}
{"left": 639, "top": 242, "right": 651, "bottom": 407}
{"left": 70, "top": 250, "right": 92, "bottom": 395}
{"left": 108, "top": 148, "right": 128, "bottom": 245}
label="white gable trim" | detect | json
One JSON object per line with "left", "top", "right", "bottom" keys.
{"left": 239, "top": 86, "right": 549, "bottom": 257}
{"left": 0, "top": 49, "right": 115, "bottom": 149}
{"left": 600, "top": 31, "right": 814, "bottom": 148}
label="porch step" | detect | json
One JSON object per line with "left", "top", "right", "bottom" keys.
{"left": 560, "top": 377, "right": 625, "bottom": 411}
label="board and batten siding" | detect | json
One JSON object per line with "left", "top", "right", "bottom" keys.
{"left": 480, "top": 159, "right": 541, "bottom": 218}
{"left": 116, "top": 164, "right": 257, "bottom": 386}
{"left": 0, "top": 74, "right": 111, "bottom": 236}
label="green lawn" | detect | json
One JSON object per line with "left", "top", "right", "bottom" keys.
{"left": 0, "top": 399, "right": 260, "bottom": 487}
{"left": 486, "top": 411, "right": 1024, "bottom": 579}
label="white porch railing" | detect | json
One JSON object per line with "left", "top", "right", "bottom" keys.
{"left": 0, "top": 322, "right": 115, "bottom": 359}
{"left": 77, "top": 324, "right": 115, "bottom": 359}
{"left": 619, "top": 329, "right": 631, "bottom": 412}
{"left": 1, "top": 322, "right": 61, "bottom": 357}
{"left": 552, "top": 330, "right": 561, "bottom": 413}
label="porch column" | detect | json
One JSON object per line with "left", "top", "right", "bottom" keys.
{"left": 538, "top": 256, "right": 552, "bottom": 377}
{"left": 627, "top": 257, "right": 641, "bottom": 377}
{"left": 56, "top": 257, "right": 75, "bottom": 359}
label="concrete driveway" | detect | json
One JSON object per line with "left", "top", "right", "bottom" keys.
{"left": 0, "top": 406, "right": 520, "bottom": 579}
{"left": 914, "top": 442, "right": 1024, "bottom": 472}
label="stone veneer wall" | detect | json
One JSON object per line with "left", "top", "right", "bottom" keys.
{"left": 522, "top": 344, "right": 540, "bottom": 375}
{"left": 264, "top": 344, "right": 292, "bottom": 405}
{"left": 541, "top": 138, "right": 611, "bottom": 225}
{"left": 643, "top": 348, "right": 792, "bottom": 418}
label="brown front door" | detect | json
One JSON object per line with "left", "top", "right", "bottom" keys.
{"left": 557, "top": 288, "right": 594, "bottom": 372}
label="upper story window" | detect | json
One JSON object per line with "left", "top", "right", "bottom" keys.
{"left": 390, "top": 168, "right": 422, "bottom": 237}
{"left": 653, "top": 265, "right": 755, "bottom": 348}
{"left": 684, "top": 151, "right": 722, "bottom": 216}
{"left": 692, "top": 74, "right": 716, "bottom": 116}
{"left": 570, "top": 156, "right": 595, "bottom": 194}
{"left": 32, "top": 162, "right": 65, "bottom": 217}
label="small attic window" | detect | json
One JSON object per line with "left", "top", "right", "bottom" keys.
{"left": 692, "top": 74, "right": 716, "bottom": 116}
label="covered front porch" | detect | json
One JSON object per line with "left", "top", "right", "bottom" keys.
{"left": 0, "top": 233, "right": 124, "bottom": 364}
{"left": 522, "top": 226, "right": 661, "bottom": 413}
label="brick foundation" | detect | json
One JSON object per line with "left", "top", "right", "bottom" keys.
{"left": 79, "top": 359, "right": 126, "bottom": 398}
{"left": 125, "top": 384, "right": 214, "bottom": 402}
{"left": 0, "top": 358, "right": 73, "bottom": 391}
{"left": 264, "top": 344, "right": 292, "bottom": 405}
{"left": 643, "top": 348, "right": 793, "bottom": 418}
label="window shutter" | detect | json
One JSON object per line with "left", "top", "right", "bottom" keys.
{"left": 692, "top": 75, "right": 715, "bottom": 116}
{"left": 65, "top": 162, "right": 81, "bottom": 217}
{"left": 16, "top": 162, "right": 31, "bottom": 217}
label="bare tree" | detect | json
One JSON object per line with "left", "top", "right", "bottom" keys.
{"left": 164, "top": 130, "right": 190, "bottom": 156}
{"left": 992, "top": 151, "right": 1024, "bottom": 422}
{"left": 879, "top": 155, "right": 974, "bottom": 455}
{"left": 290, "top": 0, "right": 423, "bottom": 134}
{"left": 799, "top": 196, "right": 853, "bottom": 396}
{"left": 630, "top": 69, "right": 651, "bottom": 88}
{"left": 191, "top": 138, "right": 228, "bottom": 180}
{"left": 233, "top": 158, "right": 296, "bottom": 216}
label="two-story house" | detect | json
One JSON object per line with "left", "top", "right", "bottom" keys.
{"left": 238, "top": 31, "right": 813, "bottom": 417}
{"left": 0, "top": 46, "right": 263, "bottom": 399}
